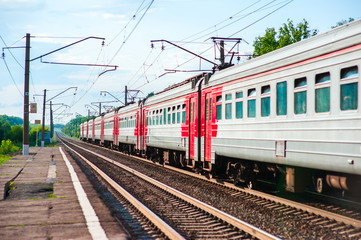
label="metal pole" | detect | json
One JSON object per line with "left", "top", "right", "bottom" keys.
{"left": 23, "top": 33, "right": 30, "bottom": 155}
{"left": 99, "top": 102, "right": 101, "bottom": 115}
{"left": 35, "top": 124, "right": 38, "bottom": 147}
{"left": 220, "top": 40, "right": 225, "bottom": 65}
{"left": 50, "top": 101, "right": 53, "bottom": 143}
{"left": 41, "top": 89, "right": 46, "bottom": 147}
{"left": 125, "top": 85, "right": 128, "bottom": 106}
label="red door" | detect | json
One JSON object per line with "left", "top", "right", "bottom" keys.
{"left": 204, "top": 93, "right": 212, "bottom": 162}
{"left": 101, "top": 119, "right": 105, "bottom": 144}
{"left": 136, "top": 107, "right": 145, "bottom": 151}
{"left": 92, "top": 121, "right": 95, "bottom": 142}
{"left": 113, "top": 115, "right": 119, "bottom": 145}
{"left": 189, "top": 97, "right": 196, "bottom": 160}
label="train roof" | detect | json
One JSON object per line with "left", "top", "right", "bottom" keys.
{"left": 208, "top": 18, "right": 361, "bottom": 86}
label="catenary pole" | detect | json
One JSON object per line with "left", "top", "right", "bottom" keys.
{"left": 23, "top": 33, "right": 30, "bottom": 155}
{"left": 41, "top": 89, "right": 46, "bottom": 147}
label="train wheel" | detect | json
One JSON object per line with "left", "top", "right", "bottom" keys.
{"left": 246, "top": 174, "right": 256, "bottom": 190}
{"left": 316, "top": 177, "right": 324, "bottom": 193}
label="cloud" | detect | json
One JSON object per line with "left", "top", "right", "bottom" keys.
{"left": 0, "top": 85, "right": 23, "bottom": 106}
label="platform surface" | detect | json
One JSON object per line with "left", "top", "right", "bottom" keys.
{"left": 0, "top": 146, "right": 128, "bottom": 240}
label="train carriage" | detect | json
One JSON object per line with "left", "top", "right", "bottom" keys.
{"left": 116, "top": 103, "right": 139, "bottom": 153}
{"left": 201, "top": 19, "right": 361, "bottom": 192}
{"left": 143, "top": 77, "right": 196, "bottom": 166}
{"left": 83, "top": 19, "right": 361, "bottom": 194}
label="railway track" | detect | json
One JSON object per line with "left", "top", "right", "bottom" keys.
{"left": 61, "top": 135, "right": 361, "bottom": 239}
{"left": 59, "top": 135, "right": 278, "bottom": 239}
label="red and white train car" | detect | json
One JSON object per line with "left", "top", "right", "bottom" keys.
{"left": 79, "top": 20, "right": 361, "bottom": 193}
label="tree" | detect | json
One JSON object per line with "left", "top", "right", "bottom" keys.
{"left": 331, "top": 18, "right": 354, "bottom": 29}
{"left": 8, "top": 125, "right": 23, "bottom": 143}
{"left": 253, "top": 19, "right": 318, "bottom": 57}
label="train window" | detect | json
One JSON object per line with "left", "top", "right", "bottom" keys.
{"left": 160, "top": 115, "right": 163, "bottom": 125}
{"left": 177, "top": 112, "right": 180, "bottom": 123}
{"left": 248, "top": 88, "right": 256, "bottom": 97}
{"left": 156, "top": 116, "right": 159, "bottom": 125}
{"left": 341, "top": 82, "right": 358, "bottom": 110}
{"left": 277, "top": 82, "right": 287, "bottom": 115}
{"left": 172, "top": 112, "right": 176, "bottom": 124}
{"left": 225, "top": 103, "right": 232, "bottom": 119}
{"left": 341, "top": 66, "right": 358, "bottom": 79}
{"left": 236, "top": 92, "right": 243, "bottom": 119}
{"left": 182, "top": 104, "right": 186, "bottom": 123}
{"left": 225, "top": 93, "right": 232, "bottom": 119}
{"left": 261, "top": 85, "right": 270, "bottom": 117}
{"left": 294, "top": 77, "right": 307, "bottom": 114}
{"left": 216, "top": 95, "right": 222, "bottom": 120}
{"left": 168, "top": 113, "right": 171, "bottom": 124}
{"left": 236, "top": 101, "right": 243, "bottom": 119}
{"left": 316, "top": 72, "right": 330, "bottom": 84}
{"left": 315, "top": 72, "right": 330, "bottom": 113}
{"left": 248, "top": 88, "right": 256, "bottom": 118}
{"left": 164, "top": 108, "right": 167, "bottom": 124}
{"left": 340, "top": 66, "right": 358, "bottom": 111}
{"left": 236, "top": 91, "right": 243, "bottom": 98}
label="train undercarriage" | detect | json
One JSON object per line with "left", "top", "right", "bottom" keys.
{"left": 81, "top": 137, "right": 360, "bottom": 195}
{"left": 213, "top": 155, "right": 361, "bottom": 195}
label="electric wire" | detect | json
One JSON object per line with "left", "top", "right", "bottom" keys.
{"left": 131, "top": 0, "right": 294, "bottom": 92}
{"left": 108, "top": 0, "right": 154, "bottom": 65}
{"left": 0, "top": 35, "right": 23, "bottom": 96}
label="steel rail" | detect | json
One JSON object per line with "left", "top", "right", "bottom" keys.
{"left": 62, "top": 138, "right": 280, "bottom": 240}
{"left": 73, "top": 135, "right": 361, "bottom": 230}
{"left": 60, "top": 138, "right": 185, "bottom": 240}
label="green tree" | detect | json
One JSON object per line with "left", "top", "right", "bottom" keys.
{"left": 331, "top": 18, "right": 355, "bottom": 29}
{"left": 253, "top": 19, "right": 318, "bottom": 57}
{"left": 3, "top": 121, "right": 11, "bottom": 140}
{"left": 8, "top": 125, "right": 23, "bottom": 143}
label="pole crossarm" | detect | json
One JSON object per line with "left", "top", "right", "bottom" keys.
{"left": 151, "top": 39, "right": 218, "bottom": 66}
{"left": 30, "top": 36, "right": 105, "bottom": 62}
{"left": 47, "top": 87, "right": 77, "bottom": 102}
{"left": 40, "top": 59, "right": 118, "bottom": 71}
{"left": 100, "top": 91, "right": 124, "bottom": 104}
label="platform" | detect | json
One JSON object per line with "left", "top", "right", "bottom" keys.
{"left": 0, "top": 146, "right": 128, "bottom": 240}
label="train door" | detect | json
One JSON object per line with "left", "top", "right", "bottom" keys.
{"left": 113, "top": 115, "right": 119, "bottom": 146}
{"left": 189, "top": 97, "right": 196, "bottom": 162}
{"left": 136, "top": 107, "right": 145, "bottom": 152}
{"left": 101, "top": 118, "right": 105, "bottom": 144}
{"left": 204, "top": 93, "right": 212, "bottom": 163}
{"left": 92, "top": 121, "right": 95, "bottom": 142}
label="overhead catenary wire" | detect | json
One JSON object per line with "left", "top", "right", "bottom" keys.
{"left": 0, "top": 35, "right": 23, "bottom": 96}
{"left": 128, "top": 0, "right": 281, "bottom": 88}
{"left": 129, "top": 0, "right": 294, "bottom": 92}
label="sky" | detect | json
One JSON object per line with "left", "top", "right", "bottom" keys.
{"left": 1, "top": 0, "right": 360, "bottom": 125}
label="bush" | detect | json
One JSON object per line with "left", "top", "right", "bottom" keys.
{"left": 0, "top": 140, "right": 20, "bottom": 155}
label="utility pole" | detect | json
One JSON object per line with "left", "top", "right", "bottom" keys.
{"left": 50, "top": 101, "right": 53, "bottom": 143}
{"left": 125, "top": 85, "right": 128, "bottom": 106}
{"left": 23, "top": 33, "right": 30, "bottom": 155}
{"left": 219, "top": 40, "right": 225, "bottom": 66}
{"left": 41, "top": 89, "right": 46, "bottom": 147}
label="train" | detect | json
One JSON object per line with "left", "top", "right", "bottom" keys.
{"left": 80, "top": 19, "right": 361, "bottom": 194}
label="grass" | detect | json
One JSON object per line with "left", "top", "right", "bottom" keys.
{"left": 8, "top": 181, "right": 15, "bottom": 192}
{"left": 0, "top": 155, "right": 11, "bottom": 165}
{"left": 47, "top": 193, "right": 57, "bottom": 199}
